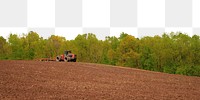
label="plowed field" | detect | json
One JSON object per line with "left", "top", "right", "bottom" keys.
{"left": 0, "top": 60, "right": 200, "bottom": 100}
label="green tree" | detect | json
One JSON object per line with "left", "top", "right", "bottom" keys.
{"left": 191, "top": 35, "right": 200, "bottom": 65}
{"left": 117, "top": 35, "right": 140, "bottom": 68}
{"left": 47, "top": 35, "right": 66, "bottom": 58}
{"left": 23, "top": 31, "right": 40, "bottom": 59}
{"left": 162, "top": 33, "right": 177, "bottom": 74}
{"left": 8, "top": 34, "right": 24, "bottom": 59}
{"left": 104, "top": 36, "right": 119, "bottom": 65}
{"left": 74, "top": 34, "right": 88, "bottom": 62}
{"left": 74, "top": 33, "right": 102, "bottom": 63}
{"left": 0, "top": 36, "right": 9, "bottom": 59}
{"left": 139, "top": 37, "right": 156, "bottom": 70}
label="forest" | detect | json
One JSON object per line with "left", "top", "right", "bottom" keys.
{"left": 0, "top": 31, "right": 200, "bottom": 76}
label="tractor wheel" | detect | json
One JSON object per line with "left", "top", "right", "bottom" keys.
{"left": 73, "top": 59, "right": 76, "bottom": 62}
{"left": 56, "top": 56, "right": 60, "bottom": 62}
{"left": 64, "top": 57, "right": 68, "bottom": 62}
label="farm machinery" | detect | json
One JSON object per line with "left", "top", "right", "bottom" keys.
{"left": 38, "top": 50, "right": 77, "bottom": 62}
{"left": 56, "top": 50, "right": 77, "bottom": 62}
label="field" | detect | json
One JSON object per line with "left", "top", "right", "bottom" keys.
{"left": 0, "top": 60, "right": 200, "bottom": 99}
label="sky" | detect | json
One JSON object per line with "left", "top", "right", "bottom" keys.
{"left": 0, "top": 0, "right": 200, "bottom": 40}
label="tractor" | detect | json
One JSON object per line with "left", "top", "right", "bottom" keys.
{"left": 56, "top": 50, "right": 77, "bottom": 62}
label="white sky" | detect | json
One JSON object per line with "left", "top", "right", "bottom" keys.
{"left": 27, "top": 0, "right": 55, "bottom": 28}
{"left": 137, "top": 0, "right": 165, "bottom": 28}
{"left": 55, "top": 28, "right": 83, "bottom": 40}
{"left": 0, "top": 0, "right": 199, "bottom": 40}
{"left": 0, "top": 27, "right": 27, "bottom": 39}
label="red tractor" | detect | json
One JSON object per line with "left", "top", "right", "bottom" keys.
{"left": 56, "top": 50, "right": 77, "bottom": 62}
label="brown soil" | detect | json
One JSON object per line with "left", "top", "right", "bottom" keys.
{"left": 0, "top": 60, "right": 200, "bottom": 100}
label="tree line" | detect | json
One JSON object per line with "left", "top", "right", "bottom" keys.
{"left": 0, "top": 31, "right": 200, "bottom": 76}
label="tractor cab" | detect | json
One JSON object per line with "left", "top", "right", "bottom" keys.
{"left": 64, "top": 50, "right": 71, "bottom": 56}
